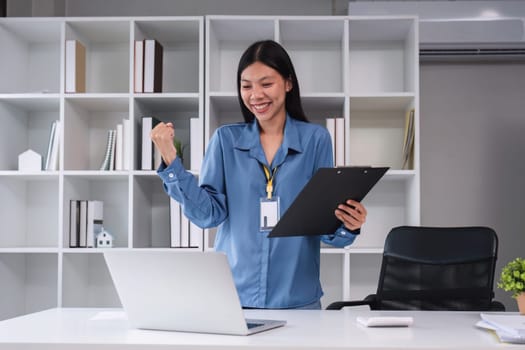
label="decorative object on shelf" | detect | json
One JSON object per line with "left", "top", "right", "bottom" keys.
{"left": 497, "top": 257, "right": 525, "bottom": 314}
{"left": 18, "top": 149, "right": 42, "bottom": 171}
{"left": 96, "top": 228, "right": 114, "bottom": 248}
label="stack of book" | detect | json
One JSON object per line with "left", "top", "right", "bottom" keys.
{"left": 100, "top": 118, "right": 130, "bottom": 171}
{"left": 134, "top": 39, "right": 163, "bottom": 93}
{"left": 69, "top": 200, "right": 104, "bottom": 248}
{"left": 170, "top": 198, "right": 203, "bottom": 249}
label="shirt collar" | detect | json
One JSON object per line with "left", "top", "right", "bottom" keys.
{"left": 234, "top": 114, "right": 304, "bottom": 157}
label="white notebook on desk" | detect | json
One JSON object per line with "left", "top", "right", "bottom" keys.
{"left": 104, "top": 250, "right": 286, "bottom": 335}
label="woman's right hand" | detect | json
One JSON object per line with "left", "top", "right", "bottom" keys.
{"left": 150, "top": 122, "right": 178, "bottom": 166}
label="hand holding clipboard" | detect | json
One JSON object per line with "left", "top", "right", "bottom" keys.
{"left": 268, "top": 166, "right": 388, "bottom": 237}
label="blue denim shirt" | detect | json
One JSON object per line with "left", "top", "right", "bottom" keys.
{"left": 157, "top": 115, "right": 358, "bottom": 308}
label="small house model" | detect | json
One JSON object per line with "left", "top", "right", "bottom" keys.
{"left": 96, "top": 229, "right": 114, "bottom": 248}
{"left": 18, "top": 149, "right": 42, "bottom": 171}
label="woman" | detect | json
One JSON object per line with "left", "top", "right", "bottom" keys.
{"left": 151, "top": 40, "right": 367, "bottom": 309}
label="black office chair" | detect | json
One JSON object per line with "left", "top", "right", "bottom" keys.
{"left": 326, "top": 226, "right": 505, "bottom": 311}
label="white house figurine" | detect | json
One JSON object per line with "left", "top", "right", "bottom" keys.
{"left": 18, "top": 149, "right": 42, "bottom": 171}
{"left": 96, "top": 229, "right": 114, "bottom": 248}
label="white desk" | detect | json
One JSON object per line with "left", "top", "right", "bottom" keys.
{"left": 0, "top": 308, "right": 520, "bottom": 349}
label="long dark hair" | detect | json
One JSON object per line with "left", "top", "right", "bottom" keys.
{"left": 236, "top": 40, "right": 308, "bottom": 123}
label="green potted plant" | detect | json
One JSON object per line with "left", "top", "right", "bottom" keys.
{"left": 497, "top": 257, "right": 525, "bottom": 314}
{"left": 173, "top": 138, "right": 185, "bottom": 164}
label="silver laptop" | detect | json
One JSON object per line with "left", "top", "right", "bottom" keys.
{"left": 103, "top": 250, "right": 286, "bottom": 335}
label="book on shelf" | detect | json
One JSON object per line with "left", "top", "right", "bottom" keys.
{"left": 122, "top": 118, "right": 131, "bottom": 170}
{"left": 69, "top": 200, "right": 80, "bottom": 248}
{"left": 170, "top": 198, "right": 181, "bottom": 248}
{"left": 180, "top": 212, "right": 190, "bottom": 248}
{"left": 170, "top": 195, "right": 203, "bottom": 249}
{"left": 141, "top": 116, "right": 161, "bottom": 170}
{"left": 326, "top": 117, "right": 345, "bottom": 167}
{"left": 115, "top": 123, "right": 124, "bottom": 170}
{"left": 190, "top": 117, "right": 203, "bottom": 172}
{"left": 44, "top": 120, "right": 56, "bottom": 170}
{"left": 134, "top": 40, "right": 144, "bottom": 93}
{"left": 65, "top": 39, "right": 86, "bottom": 93}
{"left": 79, "top": 200, "right": 88, "bottom": 247}
{"left": 143, "top": 39, "right": 163, "bottom": 93}
{"left": 402, "top": 109, "right": 415, "bottom": 170}
{"left": 45, "top": 120, "right": 60, "bottom": 171}
{"left": 86, "top": 200, "right": 104, "bottom": 248}
{"left": 100, "top": 129, "right": 116, "bottom": 171}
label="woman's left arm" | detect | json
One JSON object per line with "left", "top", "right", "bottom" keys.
{"left": 314, "top": 128, "right": 366, "bottom": 248}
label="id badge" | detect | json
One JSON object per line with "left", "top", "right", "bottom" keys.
{"left": 260, "top": 197, "right": 280, "bottom": 232}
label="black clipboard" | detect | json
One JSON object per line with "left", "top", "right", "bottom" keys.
{"left": 268, "top": 166, "right": 389, "bottom": 237}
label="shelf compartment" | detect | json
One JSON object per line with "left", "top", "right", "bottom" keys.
{"left": 320, "top": 253, "right": 345, "bottom": 307}
{"left": 132, "top": 175, "right": 171, "bottom": 248}
{"left": 279, "top": 18, "right": 345, "bottom": 94}
{"left": 63, "top": 96, "right": 130, "bottom": 171}
{"left": 63, "top": 175, "right": 129, "bottom": 249}
{"left": 0, "top": 176, "right": 59, "bottom": 248}
{"left": 352, "top": 179, "right": 412, "bottom": 249}
{"left": 0, "top": 97, "right": 61, "bottom": 171}
{"left": 301, "top": 94, "right": 346, "bottom": 126}
{"left": 62, "top": 252, "right": 120, "bottom": 307}
{"left": 133, "top": 95, "right": 202, "bottom": 171}
{"left": 348, "top": 253, "right": 382, "bottom": 300}
{"left": 0, "top": 253, "right": 58, "bottom": 321}
{"left": 348, "top": 95, "right": 416, "bottom": 170}
{"left": 348, "top": 18, "right": 417, "bottom": 94}
{"left": 207, "top": 17, "right": 276, "bottom": 92}
{"left": 206, "top": 94, "right": 243, "bottom": 142}
{"left": 0, "top": 20, "right": 62, "bottom": 94}
{"left": 134, "top": 18, "right": 202, "bottom": 93}
{"left": 65, "top": 20, "right": 130, "bottom": 93}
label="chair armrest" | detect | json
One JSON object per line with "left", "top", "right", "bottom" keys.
{"left": 325, "top": 297, "right": 374, "bottom": 310}
{"left": 490, "top": 300, "right": 506, "bottom": 312}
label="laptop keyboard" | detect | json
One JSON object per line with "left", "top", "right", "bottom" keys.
{"left": 247, "top": 322, "right": 264, "bottom": 329}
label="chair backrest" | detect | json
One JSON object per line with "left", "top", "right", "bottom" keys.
{"left": 375, "top": 226, "right": 499, "bottom": 311}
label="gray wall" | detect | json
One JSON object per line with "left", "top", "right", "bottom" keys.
{"left": 420, "top": 61, "right": 525, "bottom": 311}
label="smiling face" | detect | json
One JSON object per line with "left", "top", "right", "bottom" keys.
{"left": 240, "top": 61, "right": 292, "bottom": 128}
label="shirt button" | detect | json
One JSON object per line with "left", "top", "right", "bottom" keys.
{"left": 168, "top": 173, "right": 174, "bottom": 178}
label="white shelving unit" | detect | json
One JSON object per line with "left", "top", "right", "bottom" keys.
{"left": 0, "top": 16, "right": 204, "bottom": 321}
{"left": 0, "top": 15, "right": 418, "bottom": 320}
{"left": 205, "top": 15, "right": 420, "bottom": 306}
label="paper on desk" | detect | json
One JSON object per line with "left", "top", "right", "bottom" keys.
{"left": 477, "top": 313, "right": 525, "bottom": 344}
{"left": 356, "top": 316, "right": 413, "bottom": 327}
